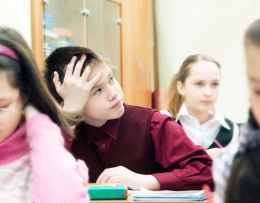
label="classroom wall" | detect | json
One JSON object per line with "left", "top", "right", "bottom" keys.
{"left": 0, "top": 0, "right": 32, "bottom": 48}
{"left": 155, "top": 0, "right": 260, "bottom": 124}
{"left": 0, "top": 0, "right": 258, "bottom": 124}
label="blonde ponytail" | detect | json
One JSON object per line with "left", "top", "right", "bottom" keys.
{"left": 167, "top": 72, "right": 184, "bottom": 118}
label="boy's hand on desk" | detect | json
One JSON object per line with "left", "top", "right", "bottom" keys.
{"left": 53, "top": 55, "right": 102, "bottom": 115}
{"left": 96, "top": 166, "right": 160, "bottom": 190}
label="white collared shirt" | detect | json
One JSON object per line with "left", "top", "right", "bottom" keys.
{"left": 160, "top": 104, "right": 239, "bottom": 149}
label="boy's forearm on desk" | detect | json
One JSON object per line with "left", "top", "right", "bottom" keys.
{"left": 140, "top": 175, "right": 160, "bottom": 190}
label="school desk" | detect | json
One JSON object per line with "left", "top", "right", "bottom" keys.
{"left": 90, "top": 196, "right": 210, "bottom": 203}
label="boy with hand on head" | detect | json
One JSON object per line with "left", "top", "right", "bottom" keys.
{"left": 43, "top": 46, "right": 214, "bottom": 191}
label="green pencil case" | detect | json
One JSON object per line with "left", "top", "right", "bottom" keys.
{"left": 88, "top": 183, "right": 128, "bottom": 200}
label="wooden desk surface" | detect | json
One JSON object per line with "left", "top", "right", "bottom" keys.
{"left": 90, "top": 195, "right": 209, "bottom": 203}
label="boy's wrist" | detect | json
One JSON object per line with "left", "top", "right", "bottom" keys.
{"left": 62, "top": 104, "right": 82, "bottom": 117}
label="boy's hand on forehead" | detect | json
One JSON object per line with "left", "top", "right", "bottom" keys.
{"left": 53, "top": 55, "right": 103, "bottom": 116}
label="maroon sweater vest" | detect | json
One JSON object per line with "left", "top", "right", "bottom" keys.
{"left": 71, "top": 104, "right": 164, "bottom": 183}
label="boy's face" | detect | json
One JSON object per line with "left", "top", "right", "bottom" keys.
{"left": 82, "top": 63, "right": 124, "bottom": 127}
{"left": 245, "top": 41, "right": 260, "bottom": 126}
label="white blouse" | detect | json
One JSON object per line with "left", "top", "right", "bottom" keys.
{"left": 160, "top": 104, "right": 239, "bottom": 149}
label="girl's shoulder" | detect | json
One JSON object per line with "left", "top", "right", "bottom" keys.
{"left": 160, "top": 109, "right": 172, "bottom": 117}
{"left": 223, "top": 117, "right": 240, "bottom": 134}
{"left": 223, "top": 117, "right": 235, "bottom": 123}
{"left": 223, "top": 117, "right": 236, "bottom": 128}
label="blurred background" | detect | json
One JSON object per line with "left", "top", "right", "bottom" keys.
{"left": 1, "top": 0, "right": 260, "bottom": 124}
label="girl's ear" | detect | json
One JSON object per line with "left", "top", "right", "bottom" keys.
{"left": 177, "top": 81, "right": 185, "bottom": 96}
{"left": 60, "top": 101, "right": 64, "bottom": 107}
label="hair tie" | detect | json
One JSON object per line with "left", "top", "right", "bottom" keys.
{"left": 0, "top": 44, "right": 20, "bottom": 62}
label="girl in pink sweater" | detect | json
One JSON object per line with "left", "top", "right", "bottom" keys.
{"left": 0, "top": 27, "right": 90, "bottom": 202}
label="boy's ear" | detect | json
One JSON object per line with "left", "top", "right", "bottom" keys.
{"left": 60, "top": 101, "right": 64, "bottom": 107}
{"left": 177, "top": 81, "right": 185, "bottom": 96}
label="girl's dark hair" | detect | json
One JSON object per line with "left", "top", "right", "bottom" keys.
{"left": 244, "top": 19, "right": 260, "bottom": 129}
{"left": 225, "top": 148, "right": 260, "bottom": 203}
{"left": 0, "top": 26, "right": 72, "bottom": 135}
{"left": 248, "top": 109, "right": 259, "bottom": 129}
{"left": 166, "top": 54, "right": 220, "bottom": 118}
{"left": 245, "top": 18, "right": 260, "bottom": 46}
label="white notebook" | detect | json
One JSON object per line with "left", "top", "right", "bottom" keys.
{"left": 130, "top": 189, "right": 209, "bottom": 201}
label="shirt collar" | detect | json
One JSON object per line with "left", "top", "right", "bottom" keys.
{"left": 175, "top": 103, "right": 190, "bottom": 121}
{"left": 213, "top": 106, "right": 231, "bottom": 130}
{"left": 84, "top": 117, "right": 122, "bottom": 145}
{"left": 176, "top": 103, "right": 230, "bottom": 130}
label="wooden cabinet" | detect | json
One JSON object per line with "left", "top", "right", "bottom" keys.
{"left": 31, "top": 0, "right": 153, "bottom": 108}
{"left": 121, "top": 0, "right": 153, "bottom": 108}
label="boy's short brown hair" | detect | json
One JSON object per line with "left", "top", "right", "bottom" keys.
{"left": 43, "top": 46, "right": 106, "bottom": 103}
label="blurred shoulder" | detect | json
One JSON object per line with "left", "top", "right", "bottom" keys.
{"left": 160, "top": 109, "right": 172, "bottom": 117}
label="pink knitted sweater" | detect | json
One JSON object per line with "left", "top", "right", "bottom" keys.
{"left": 0, "top": 114, "right": 89, "bottom": 203}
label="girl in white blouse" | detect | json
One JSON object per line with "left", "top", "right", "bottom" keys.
{"left": 161, "top": 54, "right": 239, "bottom": 158}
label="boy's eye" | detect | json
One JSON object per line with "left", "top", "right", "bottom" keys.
{"left": 196, "top": 82, "right": 203, "bottom": 86}
{"left": 212, "top": 83, "right": 219, "bottom": 87}
{"left": 94, "top": 88, "right": 101, "bottom": 95}
{"left": 109, "top": 77, "right": 114, "bottom": 83}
